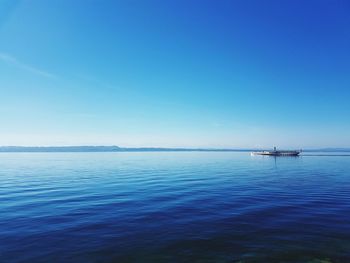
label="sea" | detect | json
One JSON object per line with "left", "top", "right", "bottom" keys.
{"left": 0, "top": 152, "right": 349, "bottom": 262}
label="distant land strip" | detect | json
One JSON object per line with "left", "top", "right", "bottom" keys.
{"left": 0, "top": 146, "right": 350, "bottom": 152}
{"left": 0, "top": 146, "right": 252, "bottom": 152}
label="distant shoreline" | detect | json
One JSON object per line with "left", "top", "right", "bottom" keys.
{"left": 0, "top": 146, "right": 350, "bottom": 153}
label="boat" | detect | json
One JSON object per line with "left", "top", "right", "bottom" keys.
{"left": 251, "top": 147, "right": 301, "bottom": 156}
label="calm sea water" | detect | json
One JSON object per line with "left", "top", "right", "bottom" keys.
{"left": 0, "top": 152, "right": 349, "bottom": 263}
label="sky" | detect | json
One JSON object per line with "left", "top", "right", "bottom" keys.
{"left": 0, "top": 0, "right": 349, "bottom": 148}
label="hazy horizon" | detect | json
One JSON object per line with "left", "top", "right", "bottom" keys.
{"left": 1, "top": 145, "right": 350, "bottom": 151}
{"left": 1, "top": 1, "right": 349, "bottom": 148}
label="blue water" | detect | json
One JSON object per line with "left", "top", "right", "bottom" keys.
{"left": 1, "top": 152, "right": 349, "bottom": 262}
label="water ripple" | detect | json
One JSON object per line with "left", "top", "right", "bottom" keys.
{"left": 0, "top": 152, "right": 350, "bottom": 262}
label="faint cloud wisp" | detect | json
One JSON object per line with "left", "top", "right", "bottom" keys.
{"left": 0, "top": 52, "right": 56, "bottom": 78}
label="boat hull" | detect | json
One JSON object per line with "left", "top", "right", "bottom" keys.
{"left": 251, "top": 151, "right": 300, "bottom": 156}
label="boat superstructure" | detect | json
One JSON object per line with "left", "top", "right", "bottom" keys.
{"left": 251, "top": 147, "right": 301, "bottom": 156}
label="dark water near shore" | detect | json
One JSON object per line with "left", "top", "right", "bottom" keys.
{"left": 1, "top": 152, "right": 349, "bottom": 263}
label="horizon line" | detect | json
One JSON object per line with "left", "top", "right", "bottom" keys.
{"left": 0, "top": 145, "right": 350, "bottom": 153}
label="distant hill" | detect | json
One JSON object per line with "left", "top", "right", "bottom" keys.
{"left": 0, "top": 146, "right": 349, "bottom": 153}
{"left": 0, "top": 146, "right": 253, "bottom": 152}
{"left": 0, "top": 146, "right": 121, "bottom": 152}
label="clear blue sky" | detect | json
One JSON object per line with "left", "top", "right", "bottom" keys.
{"left": 0, "top": 0, "right": 349, "bottom": 148}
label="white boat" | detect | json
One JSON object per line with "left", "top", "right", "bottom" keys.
{"left": 251, "top": 147, "right": 301, "bottom": 156}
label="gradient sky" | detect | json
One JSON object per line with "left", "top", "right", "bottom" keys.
{"left": 0, "top": 0, "right": 349, "bottom": 148}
